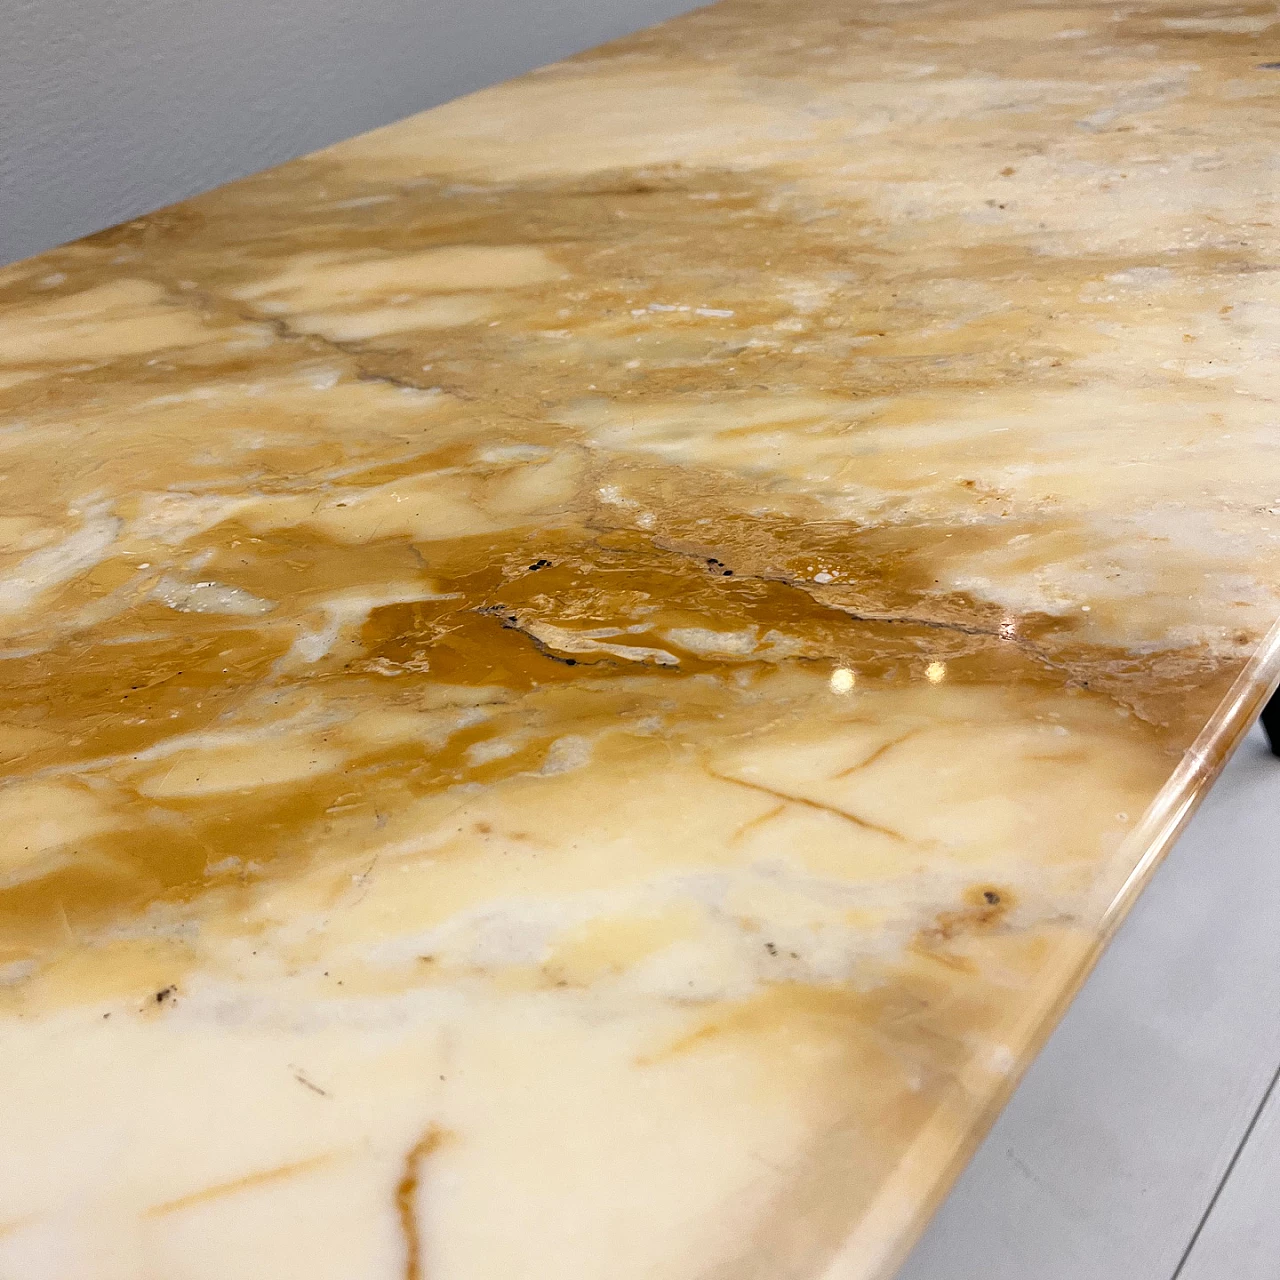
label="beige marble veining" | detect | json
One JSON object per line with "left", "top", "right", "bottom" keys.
{"left": 1, "top": 1, "right": 1279, "bottom": 1276}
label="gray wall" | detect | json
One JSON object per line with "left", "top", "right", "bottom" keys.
{"left": 0, "top": 0, "right": 703, "bottom": 266}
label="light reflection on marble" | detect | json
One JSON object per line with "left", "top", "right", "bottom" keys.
{"left": 2, "top": 2, "right": 1279, "bottom": 1277}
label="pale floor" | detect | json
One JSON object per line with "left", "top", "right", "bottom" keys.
{"left": 899, "top": 722, "right": 1280, "bottom": 1280}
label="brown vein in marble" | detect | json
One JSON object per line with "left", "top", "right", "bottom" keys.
{"left": 189, "top": 277, "right": 447, "bottom": 399}
{"left": 643, "top": 532, "right": 1086, "bottom": 681}
{"left": 832, "top": 730, "right": 919, "bottom": 779}
{"left": 730, "top": 802, "right": 788, "bottom": 844}
{"left": 705, "top": 768, "right": 909, "bottom": 843}
{"left": 397, "top": 1127, "right": 449, "bottom": 1280}
{"left": 642, "top": 526, "right": 1225, "bottom": 729}
{"left": 144, "top": 1152, "right": 337, "bottom": 1216}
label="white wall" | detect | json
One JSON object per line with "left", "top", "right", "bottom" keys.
{"left": 0, "top": 0, "right": 704, "bottom": 265}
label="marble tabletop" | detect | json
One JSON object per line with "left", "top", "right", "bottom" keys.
{"left": 2, "top": 1, "right": 1279, "bottom": 1276}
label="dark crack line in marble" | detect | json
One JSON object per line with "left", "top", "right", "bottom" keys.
{"left": 832, "top": 729, "right": 919, "bottom": 779}
{"left": 162, "top": 279, "right": 453, "bottom": 398}
{"left": 706, "top": 767, "right": 911, "bottom": 843}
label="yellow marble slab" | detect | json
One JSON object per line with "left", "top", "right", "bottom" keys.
{"left": 2, "top": 1, "right": 1279, "bottom": 1276}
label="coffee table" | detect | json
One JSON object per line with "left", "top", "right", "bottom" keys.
{"left": 2, "top": 2, "right": 1278, "bottom": 1276}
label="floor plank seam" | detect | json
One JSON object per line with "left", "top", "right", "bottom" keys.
{"left": 1170, "top": 1058, "right": 1280, "bottom": 1279}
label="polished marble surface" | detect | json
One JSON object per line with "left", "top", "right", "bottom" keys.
{"left": 2, "top": 2, "right": 1279, "bottom": 1277}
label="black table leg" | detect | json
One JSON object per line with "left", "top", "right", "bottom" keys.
{"left": 1262, "top": 689, "right": 1280, "bottom": 758}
